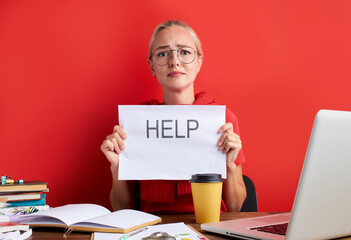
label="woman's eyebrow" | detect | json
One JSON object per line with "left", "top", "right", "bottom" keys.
{"left": 176, "top": 44, "right": 192, "bottom": 48}
{"left": 154, "top": 45, "right": 171, "bottom": 50}
{"left": 154, "top": 44, "right": 192, "bottom": 51}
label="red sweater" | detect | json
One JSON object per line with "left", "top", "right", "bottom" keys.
{"left": 138, "top": 91, "right": 246, "bottom": 213}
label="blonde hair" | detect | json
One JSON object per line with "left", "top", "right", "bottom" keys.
{"left": 148, "top": 20, "right": 203, "bottom": 59}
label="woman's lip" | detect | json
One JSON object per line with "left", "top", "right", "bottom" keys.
{"left": 167, "top": 71, "right": 185, "bottom": 77}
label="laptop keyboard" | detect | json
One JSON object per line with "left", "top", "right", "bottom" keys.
{"left": 250, "top": 223, "right": 288, "bottom": 235}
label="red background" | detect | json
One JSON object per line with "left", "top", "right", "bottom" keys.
{"left": 1, "top": 1, "right": 351, "bottom": 211}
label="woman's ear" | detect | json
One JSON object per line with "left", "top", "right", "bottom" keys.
{"left": 196, "top": 55, "right": 203, "bottom": 74}
{"left": 148, "top": 59, "right": 156, "bottom": 77}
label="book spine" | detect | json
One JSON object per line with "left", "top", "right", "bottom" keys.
{"left": 5, "top": 194, "right": 46, "bottom": 208}
{"left": 0, "top": 205, "right": 49, "bottom": 216}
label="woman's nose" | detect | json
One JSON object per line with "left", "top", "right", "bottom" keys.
{"left": 169, "top": 51, "right": 180, "bottom": 67}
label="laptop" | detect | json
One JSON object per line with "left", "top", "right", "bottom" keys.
{"left": 202, "top": 110, "right": 351, "bottom": 240}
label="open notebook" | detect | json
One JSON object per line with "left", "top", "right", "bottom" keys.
{"left": 202, "top": 110, "right": 351, "bottom": 240}
{"left": 18, "top": 204, "right": 161, "bottom": 233}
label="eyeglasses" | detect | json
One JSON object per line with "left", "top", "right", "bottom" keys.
{"left": 150, "top": 46, "right": 198, "bottom": 66}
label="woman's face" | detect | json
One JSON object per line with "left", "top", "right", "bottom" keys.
{"left": 149, "top": 26, "right": 203, "bottom": 92}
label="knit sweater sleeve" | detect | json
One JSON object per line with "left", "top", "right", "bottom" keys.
{"left": 226, "top": 107, "right": 246, "bottom": 166}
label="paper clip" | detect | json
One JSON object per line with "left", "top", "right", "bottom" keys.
{"left": 63, "top": 227, "right": 74, "bottom": 239}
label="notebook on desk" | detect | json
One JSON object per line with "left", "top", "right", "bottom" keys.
{"left": 202, "top": 109, "right": 351, "bottom": 240}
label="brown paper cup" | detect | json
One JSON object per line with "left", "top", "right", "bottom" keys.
{"left": 190, "top": 173, "right": 223, "bottom": 223}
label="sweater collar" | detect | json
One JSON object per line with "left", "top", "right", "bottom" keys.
{"left": 193, "top": 91, "right": 215, "bottom": 105}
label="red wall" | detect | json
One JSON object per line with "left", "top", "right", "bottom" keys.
{"left": 1, "top": 1, "right": 351, "bottom": 211}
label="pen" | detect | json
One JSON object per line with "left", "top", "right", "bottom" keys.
{"left": 119, "top": 227, "right": 148, "bottom": 240}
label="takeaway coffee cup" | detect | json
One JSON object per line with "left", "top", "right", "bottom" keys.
{"left": 190, "top": 173, "right": 223, "bottom": 223}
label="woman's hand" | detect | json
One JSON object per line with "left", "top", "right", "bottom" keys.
{"left": 100, "top": 125, "right": 127, "bottom": 167}
{"left": 217, "top": 123, "right": 242, "bottom": 169}
{"left": 217, "top": 123, "right": 246, "bottom": 211}
{"left": 102, "top": 126, "right": 136, "bottom": 211}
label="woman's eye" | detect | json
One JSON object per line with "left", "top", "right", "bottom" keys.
{"left": 157, "top": 51, "right": 169, "bottom": 57}
{"left": 180, "top": 50, "right": 191, "bottom": 55}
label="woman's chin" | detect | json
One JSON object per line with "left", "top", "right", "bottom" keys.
{"left": 160, "top": 79, "right": 194, "bottom": 91}
{"left": 163, "top": 83, "right": 193, "bottom": 92}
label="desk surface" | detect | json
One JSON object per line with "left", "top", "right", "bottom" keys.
{"left": 27, "top": 212, "right": 351, "bottom": 240}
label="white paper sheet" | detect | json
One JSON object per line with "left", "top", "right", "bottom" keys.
{"left": 94, "top": 222, "right": 203, "bottom": 240}
{"left": 0, "top": 229, "right": 32, "bottom": 240}
{"left": 118, "top": 105, "right": 226, "bottom": 180}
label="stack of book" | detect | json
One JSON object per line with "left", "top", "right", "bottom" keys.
{"left": 0, "top": 181, "right": 49, "bottom": 216}
{"left": 0, "top": 215, "right": 32, "bottom": 239}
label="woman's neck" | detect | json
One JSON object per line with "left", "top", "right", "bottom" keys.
{"left": 162, "top": 86, "right": 195, "bottom": 105}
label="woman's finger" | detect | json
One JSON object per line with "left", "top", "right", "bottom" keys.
{"left": 113, "top": 125, "right": 127, "bottom": 140}
{"left": 101, "top": 139, "right": 114, "bottom": 152}
{"left": 218, "top": 129, "right": 237, "bottom": 150}
{"left": 114, "top": 132, "right": 126, "bottom": 151}
{"left": 223, "top": 140, "right": 242, "bottom": 154}
{"left": 217, "top": 131, "right": 228, "bottom": 151}
{"left": 221, "top": 132, "right": 242, "bottom": 152}
{"left": 111, "top": 137, "right": 120, "bottom": 154}
{"left": 217, "top": 122, "right": 233, "bottom": 134}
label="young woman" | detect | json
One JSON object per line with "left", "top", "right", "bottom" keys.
{"left": 101, "top": 20, "right": 247, "bottom": 213}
